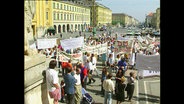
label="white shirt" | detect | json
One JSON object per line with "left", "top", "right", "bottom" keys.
{"left": 83, "top": 55, "right": 87, "bottom": 64}
{"left": 92, "top": 56, "right": 97, "bottom": 68}
{"left": 86, "top": 62, "right": 94, "bottom": 71}
{"left": 74, "top": 73, "right": 81, "bottom": 85}
{"left": 46, "top": 68, "right": 59, "bottom": 92}
{"left": 103, "top": 79, "right": 115, "bottom": 92}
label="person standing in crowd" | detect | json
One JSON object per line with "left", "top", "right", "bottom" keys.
{"left": 116, "top": 75, "right": 126, "bottom": 104}
{"left": 107, "top": 53, "right": 114, "bottom": 73}
{"left": 58, "top": 54, "right": 62, "bottom": 73}
{"left": 91, "top": 53, "right": 99, "bottom": 76}
{"left": 83, "top": 52, "right": 88, "bottom": 66}
{"left": 86, "top": 59, "right": 96, "bottom": 85}
{"left": 64, "top": 67, "right": 77, "bottom": 104}
{"left": 103, "top": 73, "right": 115, "bottom": 104}
{"left": 61, "top": 59, "right": 72, "bottom": 76}
{"left": 114, "top": 54, "right": 121, "bottom": 73}
{"left": 126, "top": 72, "right": 135, "bottom": 102}
{"left": 101, "top": 52, "right": 107, "bottom": 66}
{"left": 118, "top": 56, "right": 127, "bottom": 73}
{"left": 101, "top": 67, "right": 109, "bottom": 95}
{"left": 79, "top": 63, "right": 88, "bottom": 89}
{"left": 115, "top": 69, "right": 123, "bottom": 95}
{"left": 46, "top": 60, "right": 61, "bottom": 104}
{"left": 73, "top": 68, "right": 82, "bottom": 104}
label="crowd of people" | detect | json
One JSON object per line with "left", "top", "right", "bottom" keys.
{"left": 43, "top": 31, "right": 160, "bottom": 104}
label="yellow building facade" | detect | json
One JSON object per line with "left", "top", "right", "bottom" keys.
{"left": 32, "top": 0, "right": 91, "bottom": 37}
{"left": 32, "top": 0, "right": 53, "bottom": 39}
{"left": 112, "top": 13, "right": 126, "bottom": 26}
{"left": 91, "top": 2, "right": 112, "bottom": 27}
{"left": 52, "top": 1, "right": 90, "bottom": 33}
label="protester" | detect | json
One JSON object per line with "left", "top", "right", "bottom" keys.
{"left": 46, "top": 60, "right": 61, "bottom": 104}
{"left": 83, "top": 52, "right": 88, "bottom": 65}
{"left": 73, "top": 68, "right": 82, "bottom": 104}
{"left": 116, "top": 76, "right": 126, "bottom": 104}
{"left": 107, "top": 53, "right": 114, "bottom": 73}
{"left": 101, "top": 67, "right": 109, "bottom": 95}
{"left": 118, "top": 56, "right": 127, "bottom": 73}
{"left": 91, "top": 53, "right": 99, "bottom": 76}
{"left": 79, "top": 63, "right": 88, "bottom": 89}
{"left": 101, "top": 53, "right": 107, "bottom": 66}
{"left": 126, "top": 72, "right": 136, "bottom": 102}
{"left": 64, "top": 67, "right": 77, "bottom": 104}
{"left": 86, "top": 59, "right": 96, "bottom": 85}
{"left": 103, "top": 73, "right": 115, "bottom": 104}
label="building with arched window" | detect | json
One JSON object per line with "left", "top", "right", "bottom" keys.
{"left": 52, "top": 0, "right": 90, "bottom": 34}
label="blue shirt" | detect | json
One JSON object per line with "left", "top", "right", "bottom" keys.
{"left": 64, "top": 73, "right": 77, "bottom": 94}
{"left": 118, "top": 60, "right": 127, "bottom": 70}
{"left": 101, "top": 53, "right": 107, "bottom": 61}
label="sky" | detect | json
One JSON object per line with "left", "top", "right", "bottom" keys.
{"left": 96, "top": 0, "right": 160, "bottom": 22}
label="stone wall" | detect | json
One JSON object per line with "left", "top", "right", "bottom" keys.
{"left": 24, "top": 54, "right": 53, "bottom": 104}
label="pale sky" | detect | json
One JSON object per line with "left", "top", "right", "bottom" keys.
{"left": 96, "top": 0, "right": 160, "bottom": 22}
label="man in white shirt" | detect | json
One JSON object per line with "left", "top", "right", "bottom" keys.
{"left": 103, "top": 73, "right": 115, "bottom": 104}
{"left": 73, "top": 68, "right": 82, "bottom": 104}
{"left": 46, "top": 60, "right": 61, "bottom": 104}
{"left": 91, "top": 53, "right": 99, "bottom": 76}
{"left": 83, "top": 52, "right": 88, "bottom": 66}
{"left": 86, "top": 59, "right": 96, "bottom": 85}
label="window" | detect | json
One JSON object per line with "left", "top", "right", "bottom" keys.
{"left": 61, "top": 13, "right": 63, "bottom": 20}
{"left": 46, "top": 12, "right": 48, "bottom": 20}
{"left": 57, "top": 13, "right": 59, "bottom": 20}
{"left": 67, "top": 14, "right": 69, "bottom": 20}
{"left": 70, "top": 14, "right": 72, "bottom": 21}
{"left": 60, "top": 4, "right": 62, "bottom": 9}
{"left": 54, "top": 13, "right": 55, "bottom": 20}
{"left": 57, "top": 3, "right": 59, "bottom": 9}
{"left": 64, "top": 14, "right": 66, "bottom": 20}
{"left": 53, "top": 3, "right": 55, "bottom": 9}
{"left": 64, "top": 5, "right": 66, "bottom": 10}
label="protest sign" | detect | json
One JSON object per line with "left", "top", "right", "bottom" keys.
{"left": 37, "top": 38, "right": 57, "bottom": 49}
{"left": 61, "top": 37, "right": 84, "bottom": 50}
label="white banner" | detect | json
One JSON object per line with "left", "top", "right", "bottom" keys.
{"left": 37, "top": 38, "right": 57, "bottom": 49}
{"left": 59, "top": 51, "right": 83, "bottom": 63}
{"left": 83, "top": 42, "right": 108, "bottom": 55}
{"left": 137, "top": 35, "right": 144, "bottom": 43}
{"left": 117, "top": 36, "right": 134, "bottom": 41}
{"left": 129, "top": 53, "right": 135, "bottom": 66}
{"left": 139, "top": 70, "right": 160, "bottom": 77}
{"left": 61, "top": 37, "right": 84, "bottom": 50}
{"left": 135, "top": 53, "right": 160, "bottom": 71}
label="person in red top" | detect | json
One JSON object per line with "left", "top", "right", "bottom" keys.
{"left": 61, "top": 59, "right": 73, "bottom": 76}
{"left": 79, "top": 63, "right": 88, "bottom": 89}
